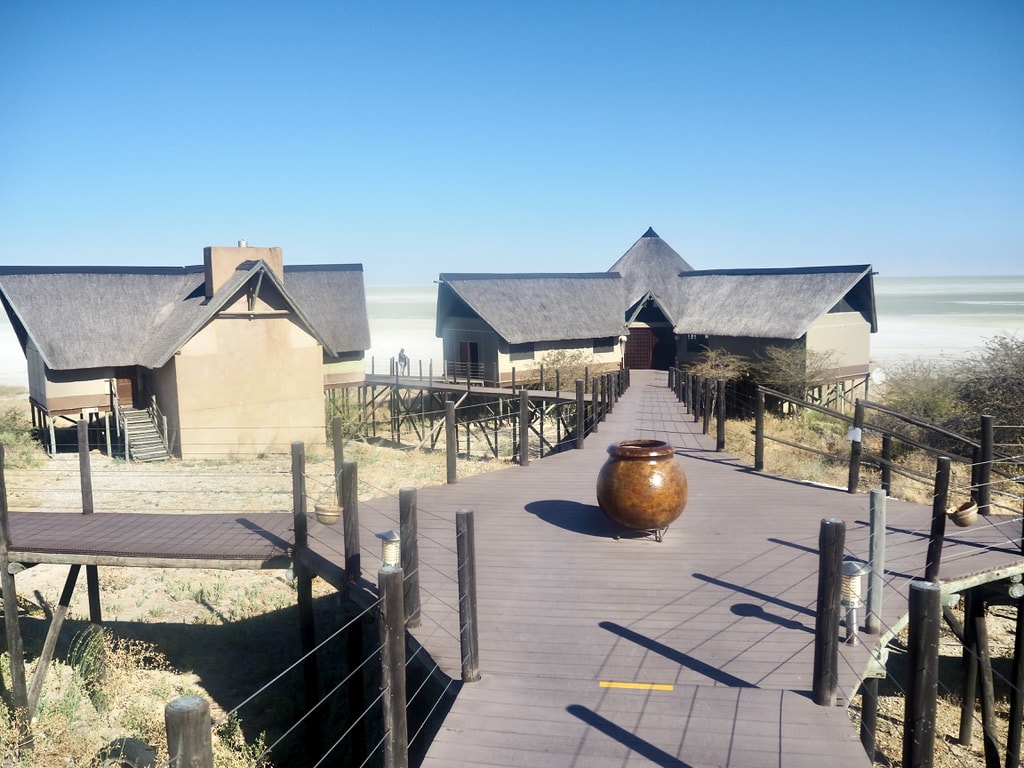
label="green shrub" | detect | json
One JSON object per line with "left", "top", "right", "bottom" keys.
{"left": 959, "top": 333, "right": 1024, "bottom": 428}
{"left": 0, "top": 407, "right": 43, "bottom": 467}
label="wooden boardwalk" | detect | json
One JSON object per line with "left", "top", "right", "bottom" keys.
{"left": 5, "top": 512, "right": 293, "bottom": 570}
{"left": 310, "top": 369, "right": 1024, "bottom": 767}
{"left": 5, "top": 368, "right": 1022, "bottom": 766}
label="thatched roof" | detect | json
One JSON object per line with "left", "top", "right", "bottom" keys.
{"left": 283, "top": 264, "right": 372, "bottom": 356}
{"left": 0, "top": 261, "right": 370, "bottom": 372}
{"left": 667, "top": 265, "right": 876, "bottom": 339}
{"left": 436, "top": 273, "right": 627, "bottom": 344}
{"left": 606, "top": 227, "right": 694, "bottom": 312}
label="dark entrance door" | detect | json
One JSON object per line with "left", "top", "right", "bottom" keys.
{"left": 624, "top": 328, "right": 654, "bottom": 369}
{"left": 457, "top": 340, "right": 480, "bottom": 378}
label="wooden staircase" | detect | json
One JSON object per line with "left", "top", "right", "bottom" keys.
{"left": 122, "top": 407, "right": 170, "bottom": 462}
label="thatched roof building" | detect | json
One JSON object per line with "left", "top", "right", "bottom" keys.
{"left": 436, "top": 273, "right": 626, "bottom": 345}
{"left": 0, "top": 246, "right": 370, "bottom": 458}
{"left": 0, "top": 262, "right": 370, "bottom": 372}
{"left": 435, "top": 227, "right": 878, "bottom": 389}
{"left": 435, "top": 272, "right": 627, "bottom": 384}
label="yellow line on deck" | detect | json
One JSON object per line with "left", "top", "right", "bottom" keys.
{"left": 599, "top": 681, "right": 674, "bottom": 691}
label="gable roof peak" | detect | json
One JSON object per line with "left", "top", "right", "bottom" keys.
{"left": 642, "top": 226, "right": 659, "bottom": 238}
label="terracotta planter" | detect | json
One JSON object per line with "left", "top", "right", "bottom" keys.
{"left": 596, "top": 439, "right": 688, "bottom": 539}
{"left": 314, "top": 504, "right": 343, "bottom": 526}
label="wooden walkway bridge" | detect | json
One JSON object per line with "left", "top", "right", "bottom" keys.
{"left": 311, "top": 368, "right": 1024, "bottom": 767}
{"left": 5, "top": 369, "right": 1023, "bottom": 766}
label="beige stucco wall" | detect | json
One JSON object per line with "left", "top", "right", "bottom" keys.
{"left": 805, "top": 311, "right": 871, "bottom": 374}
{"left": 172, "top": 304, "right": 325, "bottom": 458}
{"left": 323, "top": 358, "right": 366, "bottom": 387}
{"left": 28, "top": 339, "right": 112, "bottom": 416}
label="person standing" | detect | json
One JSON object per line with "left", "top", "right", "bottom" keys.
{"left": 398, "top": 348, "right": 409, "bottom": 375}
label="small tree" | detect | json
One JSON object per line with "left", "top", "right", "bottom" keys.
{"left": 959, "top": 333, "right": 1024, "bottom": 428}
{"left": 879, "top": 359, "right": 965, "bottom": 425}
{"left": 539, "top": 349, "right": 595, "bottom": 391}
{"left": 684, "top": 348, "right": 751, "bottom": 381}
{"left": 753, "top": 345, "right": 837, "bottom": 401}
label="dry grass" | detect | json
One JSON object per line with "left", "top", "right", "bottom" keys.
{"left": 1, "top": 440, "right": 510, "bottom": 767}
{"left": 721, "top": 412, "right": 979, "bottom": 507}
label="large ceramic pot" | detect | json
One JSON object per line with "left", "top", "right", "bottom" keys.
{"left": 596, "top": 439, "right": 688, "bottom": 536}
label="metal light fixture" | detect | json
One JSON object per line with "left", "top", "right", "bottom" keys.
{"left": 1009, "top": 575, "right": 1024, "bottom": 599}
{"left": 376, "top": 530, "right": 401, "bottom": 567}
{"left": 841, "top": 560, "right": 871, "bottom": 645}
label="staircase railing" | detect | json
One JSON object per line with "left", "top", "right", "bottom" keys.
{"left": 147, "top": 395, "right": 170, "bottom": 455}
{"left": 109, "top": 379, "right": 130, "bottom": 461}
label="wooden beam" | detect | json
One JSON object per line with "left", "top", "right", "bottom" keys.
{"left": 4, "top": 552, "right": 291, "bottom": 570}
{"left": 27, "top": 564, "right": 81, "bottom": 718}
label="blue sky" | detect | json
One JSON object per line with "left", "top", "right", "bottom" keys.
{"left": 1, "top": 2, "right": 1021, "bottom": 285}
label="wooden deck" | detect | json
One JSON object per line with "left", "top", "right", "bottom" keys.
{"left": 310, "top": 368, "right": 1024, "bottom": 768}
{"left": 5, "top": 512, "right": 293, "bottom": 570}
{"left": 4, "top": 368, "right": 1021, "bottom": 766}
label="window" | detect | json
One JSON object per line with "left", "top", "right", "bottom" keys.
{"left": 686, "top": 334, "right": 708, "bottom": 353}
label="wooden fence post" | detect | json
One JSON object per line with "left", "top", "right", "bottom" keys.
{"left": 332, "top": 415, "right": 345, "bottom": 506}
{"left": 445, "top": 400, "right": 457, "bottom": 484}
{"left": 903, "top": 580, "right": 941, "bottom": 768}
{"left": 813, "top": 517, "right": 845, "bottom": 706}
{"left": 866, "top": 489, "right": 886, "bottom": 635}
{"left": 716, "top": 378, "right": 726, "bottom": 452}
{"left": 519, "top": 389, "right": 530, "bottom": 466}
{"left": 978, "top": 414, "right": 993, "bottom": 515}
{"left": 754, "top": 389, "right": 765, "bottom": 471}
{"left": 456, "top": 509, "right": 481, "bottom": 682}
{"left": 702, "top": 377, "right": 712, "bottom": 435}
{"left": 881, "top": 434, "right": 893, "bottom": 495}
{"left": 847, "top": 401, "right": 864, "bottom": 494}
{"left": 925, "top": 456, "right": 951, "bottom": 583}
{"left": 399, "top": 487, "right": 421, "bottom": 628}
{"left": 165, "top": 696, "right": 213, "bottom": 768}
{"left": 693, "top": 375, "right": 702, "bottom": 423}
{"left": 292, "top": 442, "right": 320, "bottom": 739}
{"left": 78, "top": 420, "right": 102, "bottom": 627}
{"left": 1006, "top": 594, "right": 1024, "bottom": 768}
{"left": 343, "top": 460, "right": 361, "bottom": 581}
{"left": 378, "top": 557, "right": 409, "bottom": 768}
{"left": 861, "top": 676, "right": 880, "bottom": 761}
{"left": 958, "top": 589, "right": 980, "bottom": 746}
{"left": 972, "top": 597, "right": 1001, "bottom": 767}
{"left": 575, "top": 380, "right": 585, "bottom": 449}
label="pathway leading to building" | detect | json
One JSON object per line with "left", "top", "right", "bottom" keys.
{"left": 308, "top": 369, "right": 1024, "bottom": 767}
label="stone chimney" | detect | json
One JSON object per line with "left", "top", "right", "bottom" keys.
{"left": 203, "top": 244, "right": 284, "bottom": 299}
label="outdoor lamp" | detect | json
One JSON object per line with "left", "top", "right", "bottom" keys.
{"left": 376, "top": 530, "right": 401, "bottom": 567}
{"left": 841, "top": 560, "right": 871, "bottom": 645}
{"left": 1009, "top": 575, "right": 1024, "bottom": 599}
